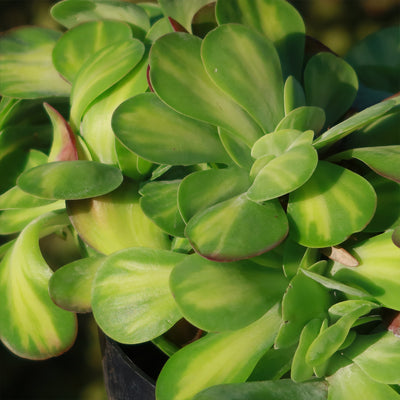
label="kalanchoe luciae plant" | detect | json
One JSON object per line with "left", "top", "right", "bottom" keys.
{"left": 0, "top": 0, "right": 399, "bottom": 399}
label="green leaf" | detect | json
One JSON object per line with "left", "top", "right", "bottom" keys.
{"left": 158, "top": 0, "right": 212, "bottom": 32}
{"left": 92, "top": 248, "right": 185, "bottom": 343}
{"left": 331, "top": 231, "right": 400, "bottom": 310}
{"left": 0, "top": 202, "right": 65, "bottom": 235}
{"left": 248, "top": 345, "right": 296, "bottom": 381}
{"left": 139, "top": 180, "right": 186, "bottom": 237}
{"left": 344, "top": 109, "right": 400, "bottom": 149}
{"left": 170, "top": 254, "right": 288, "bottom": 331}
{"left": 275, "top": 268, "right": 330, "bottom": 348}
{"left": 70, "top": 39, "right": 144, "bottom": 130}
{"left": 304, "top": 53, "right": 358, "bottom": 126}
{"left": 218, "top": 128, "right": 253, "bottom": 169}
{"left": 51, "top": 0, "right": 150, "bottom": 32}
{"left": 49, "top": 256, "right": 104, "bottom": 313}
{"left": 327, "top": 363, "right": 400, "bottom": 400}
{"left": 291, "top": 319, "right": 323, "bottom": 382}
{"left": 0, "top": 27, "right": 70, "bottom": 98}
{"left": 52, "top": 20, "right": 133, "bottom": 84}
{"left": 197, "top": 380, "right": 328, "bottom": 400}
{"left": 156, "top": 304, "right": 281, "bottom": 400}
{"left": 247, "top": 141, "right": 318, "bottom": 202}
{"left": 178, "top": 167, "right": 251, "bottom": 223}
{"left": 284, "top": 76, "right": 306, "bottom": 114}
{"left": 345, "top": 26, "right": 400, "bottom": 93}
{"left": 115, "top": 139, "right": 153, "bottom": 180}
{"left": 0, "top": 145, "right": 49, "bottom": 194}
{"left": 287, "top": 161, "right": 377, "bottom": 247}
{"left": 248, "top": 130, "right": 317, "bottom": 201}
{"left": 0, "top": 186, "right": 54, "bottom": 210}
{"left": 300, "top": 269, "right": 370, "bottom": 298}
{"left": 146, "top": 17, "right": 174, "bottom": 42}
{"left": 138, "top": 2, "right": 164, "bottom": 24}
{"left": 82, "top": 56, "right": 149, "bottom": 164}
{"left": 276, "top": 106, "right": 326, "bottom": 135}
{"left": 282, "top": 238, "right": 306, "bottom": 279}
{"left": 112, "top": 93, "right": 229, "bottom": 165}
{"left": 44, "top": 103, "right": 78, "bottom": 162}
{"left": 306, "top": 304, "right": 373, "bottom": 366}
{"left": 216, "top": 0, "right": 305, "bottom": 79}
{"left": 332, "top": 146, "right": 400, "bottom": 183}
{"left": 0, "top": 211, "right": 77, "bottom": 359}
{"left": 313, "top": 99, "right": 396, "bottom": 150}
{"left": 17, "top": 161, "right": 123, "bottom": 200}
{"left": 186, "top": 194, "right": 288, "bottom": 261}
{"left": 0, "top": 97, "right": 20, "bottom": 129}
{"left": 346, "top": 332, "right": 400, "bottom": 384}
{"left": 201, "top": 23, "right": 284, "bottom": 132}
{"left": 67, "top": 181, "right": 169, "bottom": 255}
{"left": 252, "top": 129, "right": 313, "bottom": 159}
{"left": 364, "top": 172, "right": 400, "bottom": 232}
{"left": 149, "top": 32, "right": 263, "bottom": 146}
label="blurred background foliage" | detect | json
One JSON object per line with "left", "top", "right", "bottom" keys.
{"left": 0, "top": 0, "right": 399, "bottom": 399}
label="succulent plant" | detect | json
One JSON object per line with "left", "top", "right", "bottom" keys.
{"left": 0, "top": 0, "right": 399, "bottom": 399}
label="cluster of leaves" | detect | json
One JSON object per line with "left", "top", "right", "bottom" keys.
{"left": 0, "top": 0, "right": 399, "bottom": 399}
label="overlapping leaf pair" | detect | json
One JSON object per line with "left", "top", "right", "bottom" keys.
{"left": 0, "top": 0, "right": 399, "bottom": 399}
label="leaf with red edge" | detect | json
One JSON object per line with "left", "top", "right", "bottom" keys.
{"left": 44, "top": 103, "right": 78, "bottom": 162}
{"left": 185, "top": 194, "right": 288, "bottom": 261}
{"left": 330, "top": 146, "right": 400, "bottom": 183}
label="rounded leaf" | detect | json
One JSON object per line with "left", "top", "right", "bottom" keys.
{"left": 51, "top": 0, "right": 150, "bottom": 31}
{"left": 170, "top": 254, "right": 288, "bottom": 331}
{"left": 287, "top": 161, "right": 377, "bottom": 247}
{"left": 156, "top": 304, "right": 281, "bottom": 400}
{"left": 304, "top": 52, "right": 358, "bottom": 126}
{"left": 216, "top": 0, "right": 305, "bottom": 79}
{"left": 112, "top": 93, "right": 229, "bottom": 165}
{"left": 92, "top": 248, "right": 186, "bottom": 344}
{"left": 186, "top": 194, "right": 288, "bottom": 261}
{"left": 70, "top": 39, "right": 145, "bottom": 129}
{"left": 49, "top": 256, "right": 104, "bottom": 313}
{"left": 178, "top": 167, "right": 251, "bottom": 223}
{"left": 52, "top": 20, "right": 133, "bottom": 83}
{"left": 17, "top": 161, "right": 123, "bottom": 200}
{"left": 202, "top": 23, "right": 284, "bottom": 132}
{"left": 149, "top": 32, "right": 263, "bottom": 146}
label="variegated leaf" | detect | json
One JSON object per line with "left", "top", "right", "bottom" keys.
{"left": 0, "top": 211, "right": 76, "bottom": 359}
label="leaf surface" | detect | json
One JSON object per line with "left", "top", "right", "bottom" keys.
{"left": 186, "top": 194, "right": 288, "bottom": 261}
{"left": 52, "top": 20, "right": 133, "bottom": 83}
{"left": 69, "top": 39, "right": 144, "bottom": 130}
{"left": 0, "top": 211, "right": 76, "bottom": 359}
{"left": 0, "top": 27, "right": 70, "bottom": 98}
{"left": 113, "top": 93, "right": 229, "bottom": 165}
{"left": 170, "top": 254, "right": 288, "bottom": 331}
{"left": 304, "top": 53, "right": 358, "bottom": 126}
{"left": 67, "top": 181, "right": 169, "bottom": 254}
{"left": 287, "top": 161, "right": 377, "bottom": 247}
{"left": 149, "top": 32, "right": 263, "bottom": 146}
{"left": 178, "top": 167, "right": 251, "bottom": 223}
{"left": 92, "top": 248, "right": 185, "bottom": 343}
{"left": 156, "top": 304, "right": 281, "bottom": 400}
{"left": 202, "top": 23, "right": 284, "bottom": 132}
{"left": 216, "top": 0, "right": 305, "bottom": 79}
{"left": 49, "top": 256, "right": 104, "bottom": 313}
{"left": 17, "top": 161, "right": 123, "bottom": 200}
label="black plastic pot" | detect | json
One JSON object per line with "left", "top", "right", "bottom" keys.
{"left": 99, "top": 332, "right": 168, "bottom": 400}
